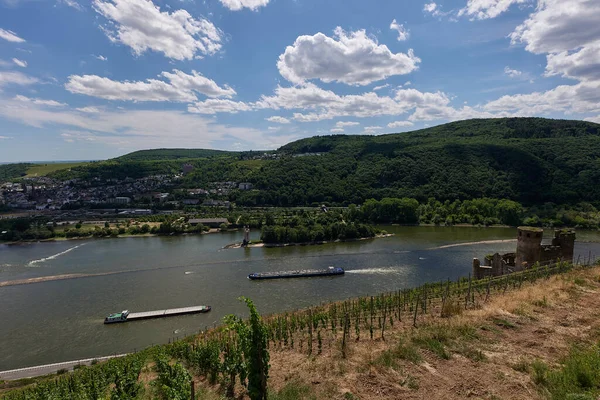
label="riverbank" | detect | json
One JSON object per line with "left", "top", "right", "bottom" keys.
{"left": 0, "top": 228, "right": 223, "bottom": 246}
{"left": 223, "top": 233, "right": 394, "bottom": 249}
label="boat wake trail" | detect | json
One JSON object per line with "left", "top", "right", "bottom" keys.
{"left": 346, "top": 268, "right": 398, "bottom": 275}
{"left": 28, "top": 244, "right": 86, "bottom": 266}
{"left": 427, "top": 239, "right": 516, "bottom": 250}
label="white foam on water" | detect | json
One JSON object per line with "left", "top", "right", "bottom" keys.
{"left": 418, "top": 257, "right": 426, "bottom": 260}
{"left": 346, "top": 268, "right": 398, "bottom": 275}
{"left": 184, "top": 271, "right": 194, "bottom": 275}
{"left": 28, "top": 244, "right": 86, "bottom": 266}
{"left": 428, "top": 239, "right": 516, "bottom": 250}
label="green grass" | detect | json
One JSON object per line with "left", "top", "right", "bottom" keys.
{"left": 25, "top": 162, "right": 89, "bottom": 177}
{"left": 537, "top": 344, "right": 600, "bottom": 400}
{"left": 270, "top": 381, "right": 317, "bottom": 400}
{"left": 491, "top": 317, "right": 517, "bottom": 329}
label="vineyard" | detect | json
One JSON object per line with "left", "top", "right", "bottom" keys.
{"left": 2, "top": 259, "right": 598, "bottom": 399}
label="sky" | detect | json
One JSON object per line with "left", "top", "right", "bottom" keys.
{"left": 0, "top": 0, "right": 598, "bottom": 162}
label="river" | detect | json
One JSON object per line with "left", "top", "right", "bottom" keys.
{"left": 1, "top": 226, "right": 599, "bottom": 370}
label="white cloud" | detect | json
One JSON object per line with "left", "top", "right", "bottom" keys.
{"left": 423, "top": 2, "right": 451, "bottom": 18}
{"left": 14, "top": 95, "right": 66, "bottom": 107}
{"left": 458, "top": 0, "right": 529, "bottom": 20}
{"left": 93, "top": 0, "right": 223, "bottom": 60}
{"left": 504, "top": 66, "right": 522, "bottom": 78}
{"left": 265, "top": 116, "right": 291, "bottom": 124}
{"left": 255, "top": 83, "right": 451, "bottom": 122}
{"left": 0, "top": 71, "right": 38, "bottom": 87}
{"left": 219, "top": 0, "right": 269, "bottom": 11}
{"left": 57, "top": 0, "right": 83, "bottom": 10}
{"left": 0, "top": 96, "right": 279, "bottom": 150}
{"left": 364, "top": 126, "right": 383, "bottom": 133}
{"left": 329, "top": 128, "right": 344, "bottom": 133}
{"left": 95, "top": 55, "right": 108, "bottom": 61}
{"left": 188, "top": 99, "right": 252, "bottom": 114}
{"left": 372, "top": 83, "right": 390, "bottom": 91}
{"left": 404, "top": 81, "right": 411, "bottom": 86}
{"left": 510, "top": 0, "right": 600, "bottom": 54}
{"left": 0, "top": 136, "right": 12, "bottom": 139}
{"left": 76, "top": 106, "right": 102, "bottom": 113}
{"left": 0, "top": 28, "right": 25, "bottom": 43}
{"left": 387, "top": 120, "right": 413, "bottom": 128}
{"left": 65, "top": 69, "right": 235, "bottom": 102}
{"left": 424, "top": 2, "right": 439, "bottom": 14}
{"left": 390, "top": 19, "right": 409, "bottom": 41}
{"left": 335, "top": 121, "right": 360, "bottom": 128}
{"left": 483, "top": 81, "right": 600, "bottom": 115}
{"left": 545, "top": 42, "right": 600, "bottom": 82}
{"left": 584, "top": 116, "right": 600, "bottom": 124}
{"left": 277, "top": 27, "right": 420, "bottom": 86}
{"left": 12, "top": 58, "right": 27, "bottom": 68}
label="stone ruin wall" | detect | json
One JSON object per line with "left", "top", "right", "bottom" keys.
{"left": 472, "top": 227, "right": 575, "bottom": 279}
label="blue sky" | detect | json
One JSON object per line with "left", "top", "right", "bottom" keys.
{"left": 0, "top": 0, "right": 598, "bottom": 161}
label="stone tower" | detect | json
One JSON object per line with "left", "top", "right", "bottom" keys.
{"left": 515, "top": 226, "right": 543, "bottom": 270}
{"left": 551, "top": 229, "right": 576, "bottom": 263}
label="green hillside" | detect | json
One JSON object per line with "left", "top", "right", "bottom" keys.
{"left": 0, "top": 163, "right": 31, "bottom": 183}
{"left": 237, "top": 118, "right": 600, "bottom": 206}
{"left": 115, "top": 148, "right": 239, "bottom": 161}
{"left": 36, "top": 117, "right": 600, "bottom": 207}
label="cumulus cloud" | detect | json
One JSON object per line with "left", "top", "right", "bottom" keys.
{"left": 504, "top": 66, "right": 522, "bottom": 78}
{"left": 254, "top": 84, "right": 451, "bottom": 122}
{"left": 277, "top": 27, "right": 420, "bottom": 86}
{"left": 545, "top": 42, "right": 600, "bottom": 82}
{"left": 265, "top": 116, "right": 291, "bottom": 124}
{"left": 390, "top": 19, "right": 409, "bottom": 41}
{"left": 483, "top": 81, "right": 600, "bottom": 115}
{"left": 219, "top": 0, "right": 269, "bottom": 11}
{"left": 188, "top": 99, "right": 252, "bottom": 114}
{"left": 14, "top": 95, "right": 66, "bottom": 107}
{"left": 65, "top": 70, "right": 235, "bottom": 102}
{"left": 12, "top": 58, "right": 27, "bottom": 68}
{"left": 510, "top": 0, "right": 600, "bottom": 54}
{"left": 93, "top": 0, "right": 223, "bottom": 60}
{"left": 387, "top": 120, "right": 413, "bottom": 128}
{"left": 458, "top": 0, "right": 529, "bottom": 20}
{"left": 0, "top": 28, "right": 25, "bottom": 43}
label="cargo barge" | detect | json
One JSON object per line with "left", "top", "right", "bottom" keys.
{"left": 104, "top": 305, "right": 211, "bottom": 324}
{"left": 248, "top": 266, "right": 344, "bottom": 280}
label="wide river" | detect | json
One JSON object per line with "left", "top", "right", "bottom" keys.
{"left": 1, "top": 226, "right": 600, "bottom": 370}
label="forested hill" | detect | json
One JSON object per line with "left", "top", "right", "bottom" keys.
{"left": 279, "top": 118, "right": 600, "bottom": 155}
{"left": 240, "top": 118, "right": 600, "bottom": 206}
{"left": 115, "top": 148, "right": 239, "bottom": 161}
{"left": 29, "top": 117, "right": 600, "bottom": 207}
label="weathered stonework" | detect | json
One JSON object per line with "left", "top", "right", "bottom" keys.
{"left": 473, "top": 227, "right": 575, "bottom": 279}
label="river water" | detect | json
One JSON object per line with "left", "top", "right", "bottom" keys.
{"left": 1, "top": 226, "right": 600, "bottom": 370}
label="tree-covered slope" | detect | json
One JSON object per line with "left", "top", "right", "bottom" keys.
{"left": 115, "top": 148, "right": 239, "bottom": 161}
{"left": 0, "top": 163, "right": 32, "bottom": 183}
{"left": 34, "top": 117, "right": 600, "bottom": 207}
{"left": 236, "top": 118, "right": 600, "bottom": 206}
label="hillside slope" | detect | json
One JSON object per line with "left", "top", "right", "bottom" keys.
{"left": 238, "top": 118, "right": 600, "bottom": 206}
{"left": 36, "top": 117, "right": 600, "bottom": 206}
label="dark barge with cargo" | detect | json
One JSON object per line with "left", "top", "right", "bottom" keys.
{"left": 248, "top": 266, "right": 345, "bottom": 280}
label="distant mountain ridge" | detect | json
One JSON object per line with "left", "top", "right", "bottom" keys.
{"left": 114, "top": 148, "right": 239, "bottom": 161}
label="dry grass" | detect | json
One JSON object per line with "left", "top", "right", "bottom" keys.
{"left": 239, "top": 266, "right": 600, "bottom": 400}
